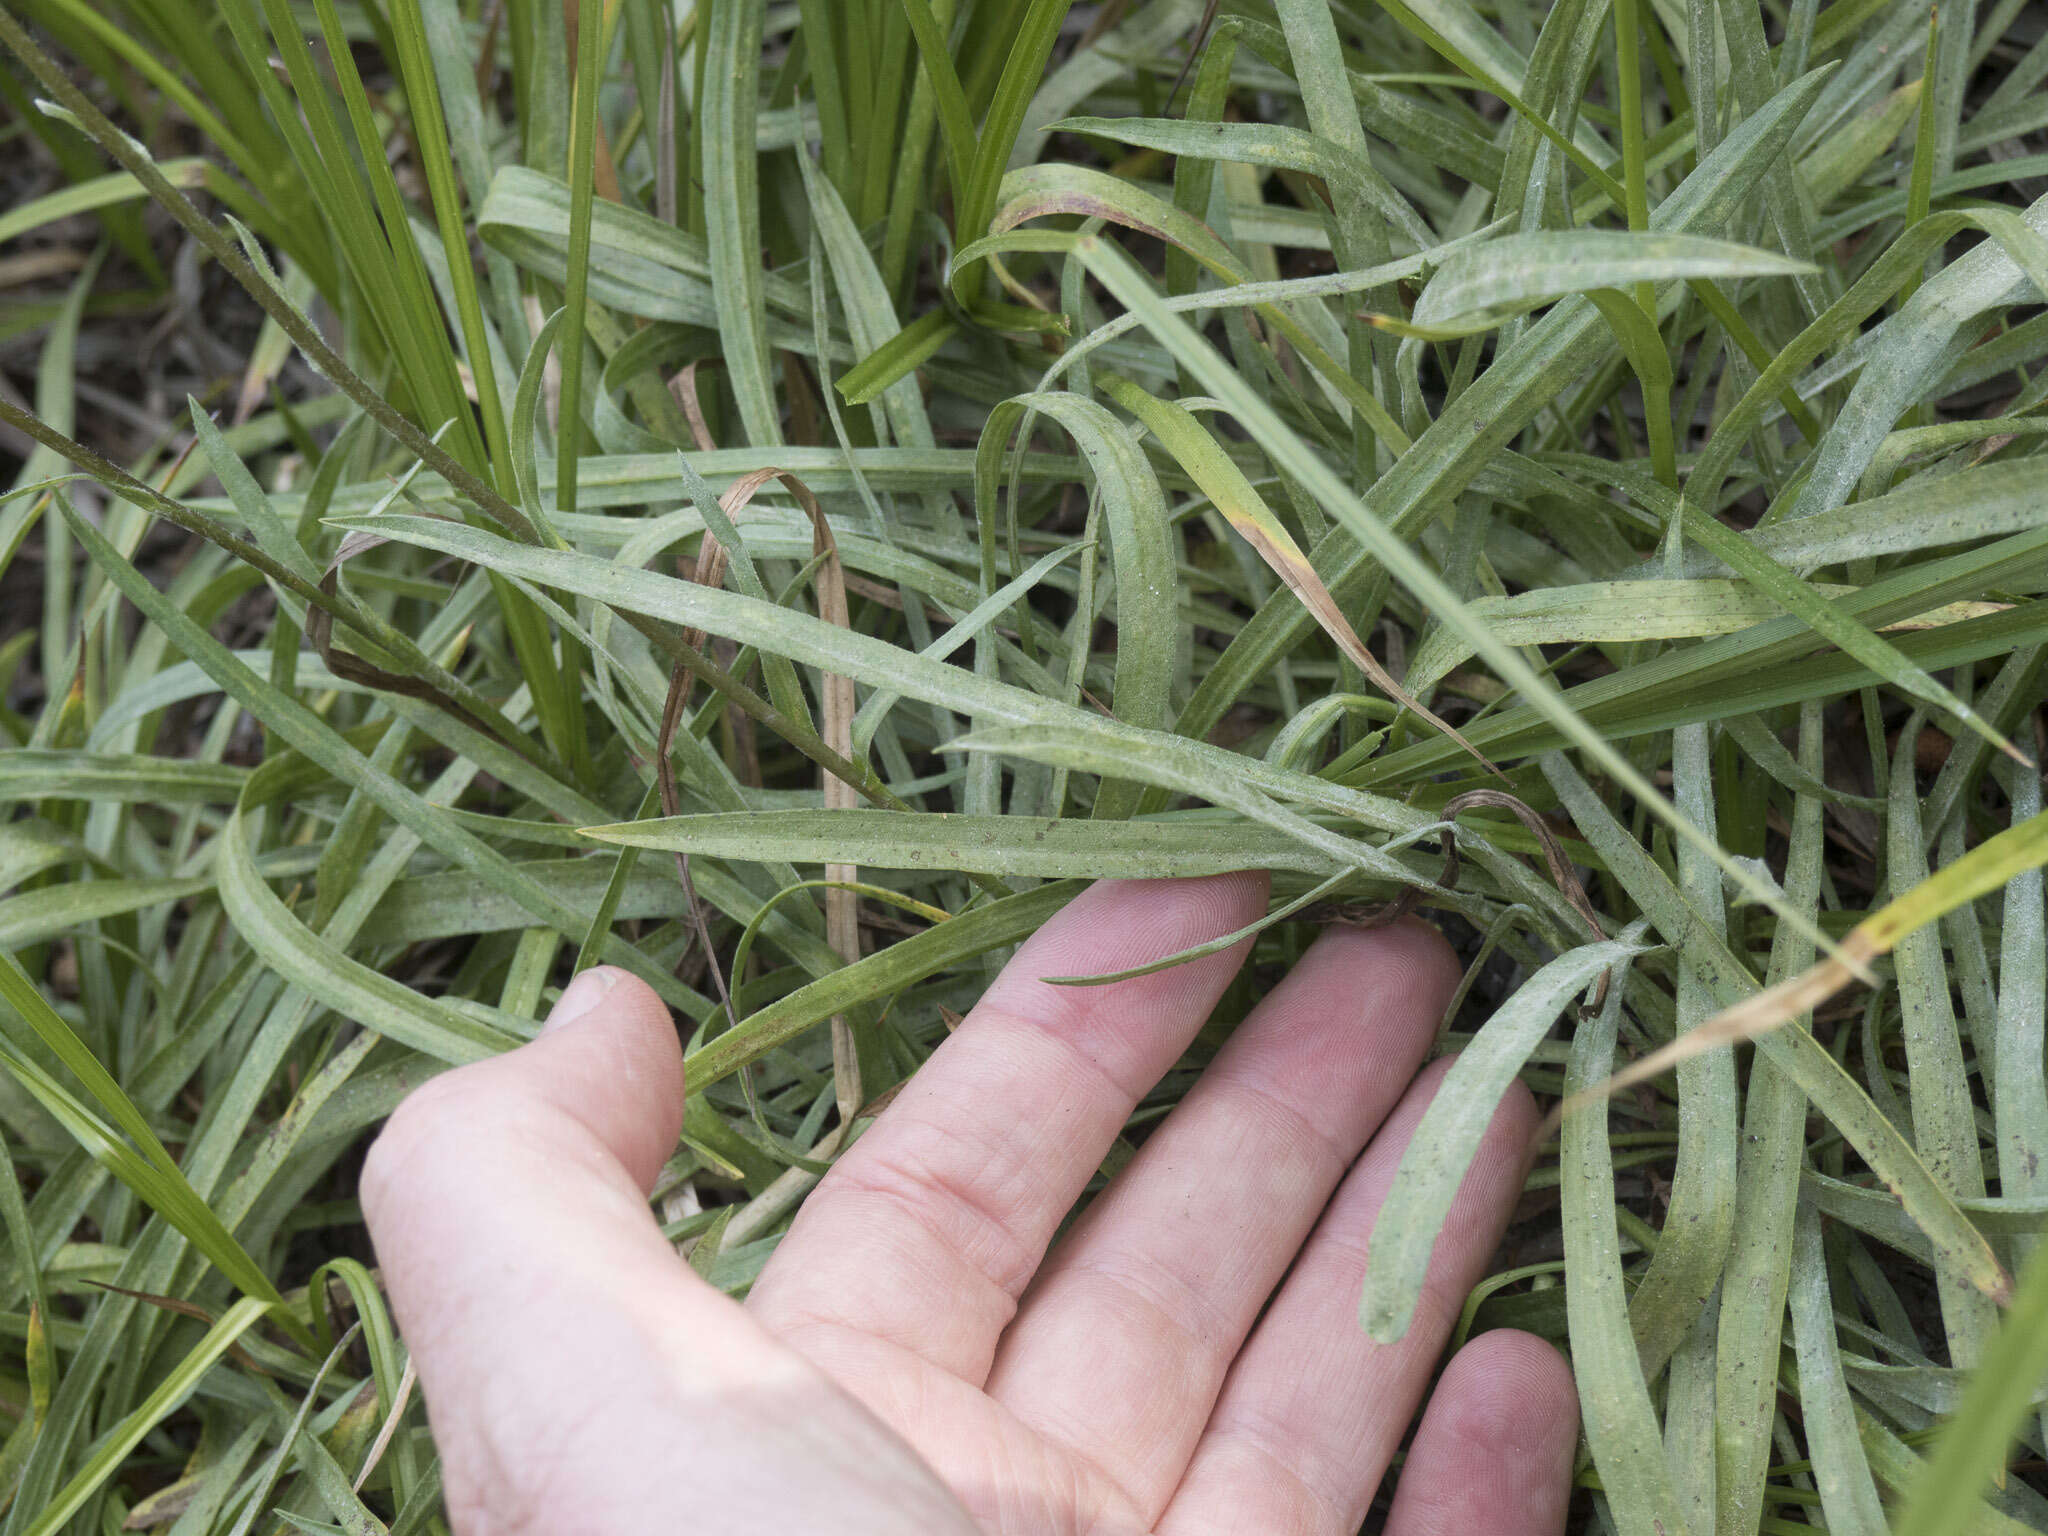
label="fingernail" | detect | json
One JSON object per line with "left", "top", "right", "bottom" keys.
{"left": 542, "top": 966, "right": 624, "bottom": 1035}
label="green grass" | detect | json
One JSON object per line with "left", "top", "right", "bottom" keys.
{"left": 1, "top": 0, "right": 2047, "bottom": 1530}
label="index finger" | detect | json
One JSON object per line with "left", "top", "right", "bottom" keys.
{"left": 746, "top": 872, "right": 1268, "bottom": 1385}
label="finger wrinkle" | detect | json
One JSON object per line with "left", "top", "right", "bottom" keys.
{"left": 1205, "top": 1071, "right": 1360, "bottom": 1186}
{"left": 1201, "top": 923, "right": 1454, "bottom": 1149}
{"left": 840, "top": 1017, "right": 1124, "bottom": 1292}
{"left": 1173, "top": 1413, "right": 1352, "bottom": 1533}
{"left": 965, "top": 999, "right": 1143, "bottom": 1110}
{"left": 809, "top": 1149, "right": 1035, "bottom": 1312}
{"left": 1049, "top": 1248, "right": 1242, "bottom": 1362}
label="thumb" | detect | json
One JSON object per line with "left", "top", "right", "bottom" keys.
{"left": 361, "top": 967, "right": 970, "bottom": 1533}
{"left": 363, "top": 962, "right": 690, "bottom": 1356}
{"left": 466, "top": 961, "right": 687, "bottom": 1186}
{"left": 360, "top": 966, "right": 699, "bottom": 1520}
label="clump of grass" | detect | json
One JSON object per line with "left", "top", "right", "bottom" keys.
{"left": 2, "top": 0, "right": 2048, "bottom": 1531}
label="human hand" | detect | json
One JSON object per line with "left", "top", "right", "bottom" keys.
{"left": 363, "top": 873, "right": 1579, "bottom": 1534}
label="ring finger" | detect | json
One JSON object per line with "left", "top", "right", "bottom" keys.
{"left": 1155, "top": 1059, "right": 1541, "bottom": 1535}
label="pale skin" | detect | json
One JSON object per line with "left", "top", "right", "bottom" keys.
{"left": 362, "top": 872, "right": 1581, "bottom": 1534}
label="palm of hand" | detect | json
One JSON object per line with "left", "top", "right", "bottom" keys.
{"left": 364, "top": 875, "right": 1577, "bottom": 1535}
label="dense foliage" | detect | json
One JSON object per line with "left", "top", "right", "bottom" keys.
{"left": 3, "top": 0, "right": 2048, "bottom": 1530}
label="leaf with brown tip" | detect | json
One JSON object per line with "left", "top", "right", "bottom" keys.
{"left": 1099, "top": 375, "right": 1505, "bottom": 778}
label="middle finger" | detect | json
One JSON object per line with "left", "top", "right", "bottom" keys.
{"left": 982, "top": 919, "right": 1458, "bottom": 1517}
